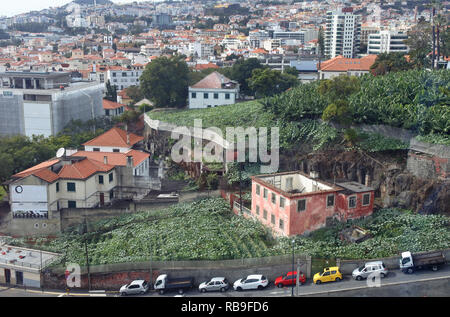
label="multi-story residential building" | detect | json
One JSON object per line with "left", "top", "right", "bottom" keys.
{"left": 367, "top": 30, "right": 409, "bottom": 54}
{"left": 0, "top": 71, "right": 104, "bottom": 137}
{"left": 106, "top": 65, "right": 143, "bottom": 91}
{"left": 188, "top": 72, "right": 239, "bottom": 109}
{"left": 360, "top": 24, "right": 380, "bottom": 47}
{"left": 324, "top": 7, "right": 361, "bottom": 58}
{"left": 247, "top": 171, "right": 374, "bottom": 236}
{"left": 189, "top": 42, "right": 215, "bottom": 59}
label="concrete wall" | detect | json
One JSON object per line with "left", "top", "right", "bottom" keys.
{"left": 0, "top": 92, "right": 24, "bottom": 136}
{"left": 337, "top": 248, "right": 450, "bottom": 275}
{"left": 44, "top": 254, "right": 312, "bottom": 290}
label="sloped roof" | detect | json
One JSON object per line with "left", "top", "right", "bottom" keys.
{"left": 58, "top": 158, "right": 114, "bottom": 180}
{"left": 191, "top": 71, "right": 235, "bottom": 89}
{"left": 12, "top": 159, "right": 60, "bottom": 179}
{"left": 103, "top": 99, "right": 125, "bottom": 110}
{"left": 319, "top": 55, "right": 377, "bottom": 72}
{"left": 72, "top": 150, "right": 149, "bottom": 168}
{"left": 82, "top": 127, "right": 143, "bottom": 148}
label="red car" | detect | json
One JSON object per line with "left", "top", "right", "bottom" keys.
{"left": 274, "top": 271, "right": 306, "bottom": 288}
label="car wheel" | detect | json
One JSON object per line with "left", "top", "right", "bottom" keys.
{"left": 120, "top": 292, "right": 126, "bottom": 296}
{"left": 432, "top": 266, "right": 438, "bottom": 271}
{"left": 407, "top": 268, "right": 413, "bottom": 274}
{"left": 236, "top": 287, "right": 242, "bottom": 292}
{"left": 380, "top": 273, "right": 385, "bottom": 278}
{"left": 178, "top": 289, "right": 184, "bottom": 295}
{"left": 159, "top": 290, "right": 164, "bottom": 295}
{"left": 356, "top": 276, "right": 362, "bottom": 281}
{"left": 220, "top": 287, "right": 226, "bottom": 292}
{"left": 201, "top": 288, "right": 207, "bottom": 293}
{"left": 277, "top": 283, "right": 283, "bottom": 288}
{"left": 140, "top": 291, "right": 145, "bottom": 295}
{"left": 335, "top": 277, "right": 341, "bottom": 282}
{"left": 257, "top": 285, "right": 264, "bottom": 290}
{"left": 315, "top": 280, "right": 321, "bottom": 285}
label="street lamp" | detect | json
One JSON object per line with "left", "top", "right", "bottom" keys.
{"left": 291, "top": 239, "right": 295, "bottom": 297}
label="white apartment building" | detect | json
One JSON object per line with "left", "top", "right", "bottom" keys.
{"left": 325, "top": 7, "right": 361, "bottom": 58}
{"left": 107, "top": 66, "right": 144, "bottom": 91}
{"left": 189, "top": 42, "right": 215, "bottom": 58}
{"left": 188, "top": 72, "right": 239, "bottom": 109}
{"left": 367, "top": 31, "right": 409, "bottom": 54}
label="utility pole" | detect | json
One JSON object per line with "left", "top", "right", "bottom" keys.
{"left": 431, "top": 6, "right": 436, "bottom": 69}
{"left": 291, "top": 239, "right": 295, "bottom": 297}
{"left": 296, "top": 259, "right": 300, "bottom": 297}
{"left": 238, "top": 162, "right": 243, "bottom": 215}
{"left": 149, "top": 242, "right": 153, "bottom": 289}
{"left": 84, "top": 218, "right": 91, "bottom": 291}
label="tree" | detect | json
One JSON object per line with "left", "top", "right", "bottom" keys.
{"left": 140, "top": 55, "right": 190, "bottom": 108}
{"left": 230, "top": 58, "right": 265, "bottom": 96}
{"left": 248, "top": 68, "right": 299, "bottom": 98}
{"left": 105, "top": 80, "right": 117, "bottom": 102}
{"left": 370, "top": 53, "right": 413, "bottom": 75}
{"left": 405, "top": 19, "right": 432, "bottom": 68}
{"left": 125, "top": 85, "right": 144, "bottom": 103}
{"left": 318, "top": 26, "right": 325, "bottom": 56}
{"left": 284, "top": 66, "right": 299, "bottom": 77}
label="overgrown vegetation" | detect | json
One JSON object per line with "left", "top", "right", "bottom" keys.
{"left": 6, "top": 199, "right": 450, "bottom": 264}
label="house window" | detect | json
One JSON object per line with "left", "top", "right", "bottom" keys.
{"left": 348, "top": 196, "right": 357, "bottom": 209}
{"left": 204, "top": 93, "right": 208, "bottom": 99}
{"left": 113, "top": 149, "right": 120, "bottom": 152}
{"left": 105, "top": 109, "right": 110, "bottom": 116}
{"left": 56, "top": 182, "right": 59, "bottom": 192}
{"left": 256, "top": 184, "right": 260, "bottom": 195}
{"left": 225, "top": 93, "right": 230, "bottom": 100}
{"left": 362, "top": 193, "right": 371, "bottom": 206}
{"left": 297, "top": 199, "right": 306, "bottom": 212}
{"left": 68, "top": 200, "right": 76, "bottom": 208}
{"left": 279, "top": 219, "right": 284, "bottom": 230}
{"left": 263, "top": 188, "right": 268, "bottom": 199}
{"left": 109, "top": 173, "right": 114, "bottom": 183}
{"left": 67, "top": 182, "right": 76, "bottom": 192}
{"left": 110, "top": 190, "right": 114, "bottom": 200}
{"left": 280, "top": 197, "right": 285, "bottom": 208}
{"left": 191, "top": 92, "right": 196, "bottom": 98}
{"left": 93, "top": 148, "right": 100, "bottom": 151}
{"left": 271, "top": 214, "right": 275, "bottom": 224}
{"left": 271, "top": 193, "right": 276, "bottom": 204}
{"left": 99, "top": 175, "right": 104, "bottom": 184}
{"left": 213, "top": 93, "right": 218, "bottom": 99}
{"left": 263, "top": 209, "right": 267, "bottom": 219}
{"left": 327, "top": 194, "right": 335, "bottom": 208}
{"left": 256, "top": 205, "right": 260, "bottom": 215}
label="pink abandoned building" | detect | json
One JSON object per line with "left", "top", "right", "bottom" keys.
{"left": 244, "top": 171, "right": 375, "bottom": 236}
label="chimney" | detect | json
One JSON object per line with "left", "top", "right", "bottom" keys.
{"left": 126, "top": 155, "right": 133, "bottom": 168}
{"left": 309, "top": 171, "right": 319, "bottom": 179}
{"left": 103, "top": 156, "right": 108, "bottom": 165}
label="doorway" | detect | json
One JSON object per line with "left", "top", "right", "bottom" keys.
{"left": 100, "top": 193, "right": 105, "bottom": 206}
{"left": 4, "top": 269, "right": 10, "bottom": 284}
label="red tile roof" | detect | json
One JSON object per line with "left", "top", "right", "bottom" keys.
{"left": 103, "top": 99, "right": 125, "bottom": 110}
{"left": 82, "top": 127, "right": 143, "bottom": 148}
{"left": 191, "top": 71, "right": 235, "bottom": 89}
{"left": 319, "top": 55, "right": 377, "bottom": 72}
{"left": 73, "top": 150, "right": 149, "bottom": 168}
{"left": 58, "top": 158, "right": 114, "bottom": 180}
{"left": 194, "top": 63, "right": 219, "bottom": 71}
{"left": 13, "top": 159, "right": 60, "bottom": 179}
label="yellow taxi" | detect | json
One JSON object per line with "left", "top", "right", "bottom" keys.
{"left": 313, "top": 267, "right": 343, "bottom": 284}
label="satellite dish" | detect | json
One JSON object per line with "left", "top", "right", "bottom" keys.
{"left": 56, "top": 148, "right": 66, "bottom": 158}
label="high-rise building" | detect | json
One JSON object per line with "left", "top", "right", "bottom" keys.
{"left": 324, "top": 7, "right": 361, "bottom": 58}
{"left": 367, "top": 30, "right": 409, "bottom": 55}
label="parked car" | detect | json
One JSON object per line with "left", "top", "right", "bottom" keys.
{"left": 233, "top": 274, "right": 269, "bottom": 291}
{"left": 119, "top": 280, "right": 149, "bottom": 296}
{"left": 352, "top": 261, "right": 388, "bottom": 280}
{"left": 274, "top": 271, "right": 306, "bottom": 288}
{"left": 313, "top": 267, "right": 343, "bottom": 285}
{"left": 198, "top": 277, "right": 230, "bottom": 293}
{"left": 400, "top": 251, "right": 446, "bottom": 274}
{"left": 154, "top": 274, "right": 194, "bottom": 295}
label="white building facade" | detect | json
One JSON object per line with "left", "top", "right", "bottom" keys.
{"left": 325, "top": 7, "right": 361, "bottom": 58}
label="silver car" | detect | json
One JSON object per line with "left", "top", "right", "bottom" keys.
{"left": 120, "top": 280, "right": 149, "bottom": 295}
{"left": 352, "top": 261, "right": 388, "bottom": 280}
{"left": 199, "top": 277, "right": 229, "bottom": 293}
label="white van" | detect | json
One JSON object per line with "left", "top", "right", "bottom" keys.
{"left": 352, "top": 261, "right": 388, "bottom": 280}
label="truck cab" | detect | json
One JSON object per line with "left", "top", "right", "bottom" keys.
{"left": 154, "top": 274, "right": 168, "bottom": 291}
{"left": 400, "top": 252, "right": 413, "bottom": 272}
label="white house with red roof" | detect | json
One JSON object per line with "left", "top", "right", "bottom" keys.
{"left": 318, "top": 55, "right": 377, "bottom": 80}
{"left": 188, "top": 71, "right": 240, "bottom": 109}
{"left": 103, "top": 99, "right": 126, "bottom": 117}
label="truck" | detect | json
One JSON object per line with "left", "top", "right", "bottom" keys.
{"left": 154, "top": 274, "right": 194, "bottom": 295}
{"left": 400, "top": 251, "right": 446, "bottom": 274}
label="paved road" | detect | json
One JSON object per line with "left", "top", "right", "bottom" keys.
{"left": 1, "top": 265, "right": 449, "bottom": 297}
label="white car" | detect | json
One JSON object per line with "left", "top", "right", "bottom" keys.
{"left": 233, "top": 274, "right": 268, "bottom": 291}
{"left": 199, "top": 277, "right": 229, "bottom": 293}
{"left": 120, "top": 280, "right": 149, "bottom": 296}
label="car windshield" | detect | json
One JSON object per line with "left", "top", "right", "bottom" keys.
{"left": 358, "top": 266, "right": 365, "bottom": 272}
